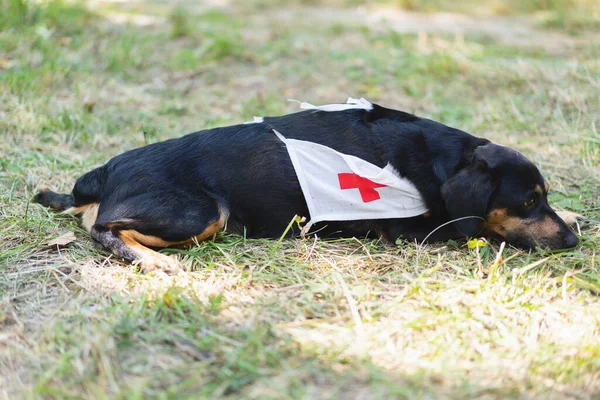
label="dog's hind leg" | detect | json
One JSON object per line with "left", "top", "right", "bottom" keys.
{"left": 91, "top": 193, "right": 228, "bottom": 274}
{"left": 90, "top": 225, "right": 185, "bottom": 274}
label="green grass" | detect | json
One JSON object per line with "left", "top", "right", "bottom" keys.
{"left": 1, "top": 0, "right": 600, "bottom": 398}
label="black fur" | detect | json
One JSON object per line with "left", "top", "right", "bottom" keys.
{"left": 34, "top": 102, "right": 578, "bottom": 254}
{"left": 33, "top": 190, "right": 74, "bottom": 211}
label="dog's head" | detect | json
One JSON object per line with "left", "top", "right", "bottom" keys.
{"left": 441, "top": 143, "right": 578, "bottom": 249}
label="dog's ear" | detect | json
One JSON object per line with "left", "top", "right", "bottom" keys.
{"left": 441, "top": 145, "right": 498, "bottom": 236}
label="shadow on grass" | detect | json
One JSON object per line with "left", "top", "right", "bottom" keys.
{"left": 2, "top": 231, "right": 598, "bottom": 399}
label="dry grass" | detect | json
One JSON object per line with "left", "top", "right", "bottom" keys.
{"left": 1, "top": 0, "right": 599, "bottom": 398}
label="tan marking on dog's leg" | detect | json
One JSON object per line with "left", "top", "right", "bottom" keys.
{"left": 119, "top": 207, "right": 227, "bottom": 249}
{"left": 556, "top": 210, "right": 586, "bottom": 228}
{"left": 116, "top": 207, "right": 227, "bottom": 273}
{"left": 61, "top": 203, "right": 100, "bottom": 233}
{"left": 119, "top": 231, "right": 183, "bottom": 274}
{"left": 81, "top": 204, "right": 100, "bottom": 233}
{"left": 62, "top": 203, "right": 95, "bottom": 215}
{"left": 194, "top": 210, "right": 227, "bottom": 241}
{"left": 101, "top": 204, "right": 229, "bottom": 274}
{"left": 119, "top": 230, "right": 203, "bottom": 248}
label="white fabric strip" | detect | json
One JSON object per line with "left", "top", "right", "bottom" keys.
{"left": 244, "top": 116, "right": 264, "bottom": 124}
{"left": 288, "top": 97, "right": 373, "bottom": 112}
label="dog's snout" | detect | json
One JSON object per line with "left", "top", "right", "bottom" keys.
{"left": 485, "top": 206, "right": 581, "bottom": 250}
{"left": 562, "top": 230, "right": 579, "bottom": 249}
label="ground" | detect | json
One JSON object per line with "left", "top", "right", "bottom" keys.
{"left": 1, "top": 0, "right": 600, "bottom": 398}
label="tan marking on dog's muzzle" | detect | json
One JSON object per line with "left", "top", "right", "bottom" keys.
{"left": 485, "top": 208, "right": 563, "bottom": 246}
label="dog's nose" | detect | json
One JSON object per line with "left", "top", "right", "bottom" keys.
{"left": 563, "top": 231, "right": 579, "bottom": 248}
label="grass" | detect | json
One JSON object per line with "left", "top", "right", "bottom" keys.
{"left": 1, "top": 0, "right": 599, "bottom": 398}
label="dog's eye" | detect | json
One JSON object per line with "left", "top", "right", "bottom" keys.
{"left": 524, "top": 193, "right": 539, "bottom": 207}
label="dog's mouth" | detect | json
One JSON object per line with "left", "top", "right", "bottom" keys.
{"left": 483, "top": 220, "right": 579, "bottom": 250}
{"left": 483, "top": 206, "right": 580, "bottom": 250}
{"left": 485, "top": 229, "right": 578, "bottom": 251}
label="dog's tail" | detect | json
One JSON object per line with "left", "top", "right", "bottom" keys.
{"left": 33, "top": 187, "right": 75, "bottom": 211}
{"left": 34, "top": 166, "right": 106, "bottom": 214}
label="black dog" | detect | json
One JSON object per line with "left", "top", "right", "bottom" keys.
{"left": 34, "top": 100, "right": 579, "bottom": 273}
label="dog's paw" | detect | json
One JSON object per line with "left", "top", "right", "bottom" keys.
{"left": 556, "top": 210, "right": 586, "bottom": 229}
{"left": 136, "top": 253, "right": 184, "bottom": 275}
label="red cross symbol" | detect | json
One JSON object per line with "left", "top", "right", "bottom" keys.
{"left": 338, "top": 173, "right": 386, "bottom": 203}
